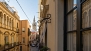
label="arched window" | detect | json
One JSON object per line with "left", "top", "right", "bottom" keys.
{"left": 7, "top": 16, "right": 9, "bottom": 27}
{"left": 17, "top": 23, "right": 18, "bottom": 28}
{"left": 10, "top": 18, "right": 11, "bottom": 27}
{"left": 82, "top": 12, "right": 87, "bottom": 28}
{"left": 4, "top": 14, "right": 6, "bottom": 25}
{"left": 8, "top": 18, "right": 9, "bottom": 27}
{"left": 0, "top": 12, "right": 2, "bottom": 23}
{"left": 11, "top": 36, "right": 14, "bottom": 46}
{"left": 12, "top": 20, "right": 13, "bottom": 30}
{"left": 2, "top": 14, "right": 4, "bottom": 24}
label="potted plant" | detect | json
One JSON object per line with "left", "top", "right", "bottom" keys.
{"left": 40, "top": 46, "right": 49, "bottom": 51}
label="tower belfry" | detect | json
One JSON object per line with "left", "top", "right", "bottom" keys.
{"left": 32, "top": 16, "right": 37, "bottom": 31}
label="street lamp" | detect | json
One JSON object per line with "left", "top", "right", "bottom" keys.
{"left": 37, "top": 14, "right": 51, "bottom": 23}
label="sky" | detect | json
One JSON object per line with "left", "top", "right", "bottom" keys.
{"left": 5, "top": 0, "right": 38, "bottom": 26}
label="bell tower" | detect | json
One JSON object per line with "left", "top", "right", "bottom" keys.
{"left": 32, "top": 16, "right": 37, "bottom": 31}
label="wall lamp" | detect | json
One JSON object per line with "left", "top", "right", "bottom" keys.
{"left": 38, "top": 14, "right": 51, "bottom": 23}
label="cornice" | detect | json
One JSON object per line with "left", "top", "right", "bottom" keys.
{"left": 0, "top": 2, "right": 20, "bottom": 21}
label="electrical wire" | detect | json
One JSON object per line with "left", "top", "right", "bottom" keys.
{"left": 15, "top": 0, "right": 31, "bottom": 23}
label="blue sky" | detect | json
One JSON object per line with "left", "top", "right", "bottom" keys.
{"left": 5, "top": 0, "right": 38, "bottom": 25}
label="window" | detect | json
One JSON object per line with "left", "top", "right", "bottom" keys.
{"left": 81, "top": 1, "right": 91, "bottom": 51}
{"left": 8, "top": 18, "right": 9, "bottom": 27}
{"left": 7, "top": 17, "right": 9, "bottom": 26}
{"left": 2, "top": 16, "right": 4, "bottom": 24}
{"left": 5, "top": 36, "right": 9, "bottom": 44}
{"left": 11, "top": 20, "right": 12, "bottom": 29}
{"left": 67, "top": 0, "right": 77, "bottom": 12}
{"left": 67, "top": 9, "right": 77, "bottom": 31}
{"left": 0, "top": 12, "right": 2, "bottom": 23}
{"left": 11, "top": 36, "right": 14, "bottom": 46}
{"left": 11, "top": 37, "right": 14, "bottom": 43}
{"left": 16, "top": 36, "right": 18, "bottom": 42}
{"left": 22, "top": 37, "right": 25, "bottom": 43}
{"left": 65, "top": 0, "right": 88, "bottom": 51}
{"left": 10, "top": 18, "right": 11, "bottom": 27}
{"left": 28, "top": 28, "right": 30, "bottom": 36}
{"left": 65, "top": 0, "right": 77, "bottom": 51}
{"left": 17, "top": 23, "right": 18, "bottom": 28}
{"left": 82, "top": 12, "right": 88, "bottom": 28}
{"left": 67, "top": 32, "right": 76, "bottom": 51}
{"left": 12, "top": 20, "right": 13, "bottom": 30}
{"left": 4, "top": 14, "right": 6, "bottom": 25}
{"left": 82, "top": 31, "right": 91, "bottom": 51}
{"left": 22, "top": 28, "right": 25, "bottom": 32}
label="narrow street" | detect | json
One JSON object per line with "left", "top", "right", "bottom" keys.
{"left": 30, "top": 46, "right": 39, "bottom": 51}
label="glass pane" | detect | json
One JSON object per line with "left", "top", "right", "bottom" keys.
{"left": 82, "top": 12, "right": 88, "bottom": 28}
{"left": 82, "top": 31, "right": 89, "bottom": 51}
{"left": 0, "top": 12, "right": 2, "bottom": 23}
{"left": 89, "top": 31, "right": 91, "bottom": 51}
{"left": 67, "top": 9, "right": 77, "bottom": 31}
{"left": 82, "top": 30, "right": 91, "bottom": 51}
{"left": 67, "top": 0, "right": 77, "bottom": 12}
{"left": 82, "top": 0, "right": 90, "bottom": 28}
{"left": 67, "top": 32, "right": 76, "bottom": 51}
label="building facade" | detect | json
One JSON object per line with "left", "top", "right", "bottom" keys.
{"left": 39, "top": 0, "right": 91, "bottom": 51}
{"left": 19, "top": 20, "right": 30, "bottom": 51}
{"left": 0, "top": 1, "right": 20, "bottom": 51}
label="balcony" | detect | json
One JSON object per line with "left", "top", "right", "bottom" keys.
{"left": 0, "top": 43, "right": 18, "bottom": 51}
{"left": 16, "top": 42, "right": 19, "bottom": 46}
{"left": 4, "top": 43, "right": 16, "bottom": 49}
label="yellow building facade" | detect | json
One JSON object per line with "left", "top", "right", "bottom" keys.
{"left": 0, "top": 1, "right": 20, "bottom": 51}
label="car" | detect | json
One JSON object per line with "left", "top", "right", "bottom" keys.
{"left": 31, "top": 44, "right": 36, "bottom": 47}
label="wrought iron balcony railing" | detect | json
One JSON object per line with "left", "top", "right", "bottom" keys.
{"left": 16, "top": 42, "right": 19, "bottom": 46}
{"left": 0, "top": 43, "right": 18, "bottom": 51}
